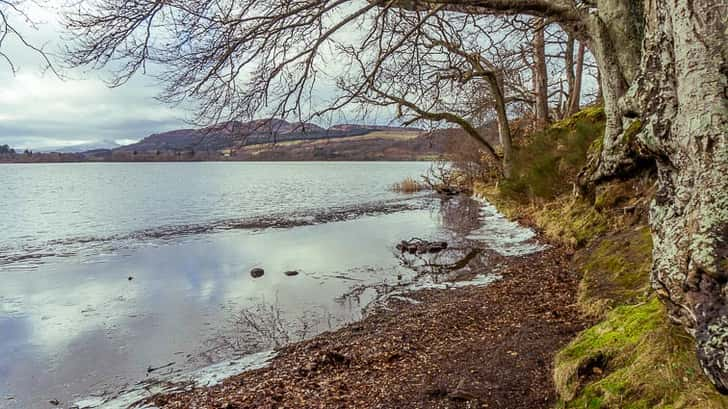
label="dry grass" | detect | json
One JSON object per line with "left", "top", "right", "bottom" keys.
{"left": 391, "top": 177, "right": 426, "bottom": 193}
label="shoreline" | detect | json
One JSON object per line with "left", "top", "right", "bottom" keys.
{"left": 0, "top": 159, "right": 438, "bottom": 164}
{"left": 148, "top": 230, "right": 586, "bottom": 408}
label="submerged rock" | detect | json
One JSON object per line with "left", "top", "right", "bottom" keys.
{"left": 397, "top": 239, "right": 449, "bottom": 254}
{"left": 250, "top": 268, "right": 265, "bottom": 278}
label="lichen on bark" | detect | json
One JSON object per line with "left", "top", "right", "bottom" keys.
{"left": 584, "top": 0, "right": 728, "bottom": 391}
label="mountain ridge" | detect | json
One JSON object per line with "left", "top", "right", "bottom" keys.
{"left": 113, "top": 119, "right": 422, "bottom": 154}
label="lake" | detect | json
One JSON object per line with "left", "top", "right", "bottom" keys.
{"left": 0, "top": 162, "right": 542, "bottom": 408}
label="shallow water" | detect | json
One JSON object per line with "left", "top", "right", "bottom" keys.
{"left": 0, "top": 162, "right": 543, "bottom": 409}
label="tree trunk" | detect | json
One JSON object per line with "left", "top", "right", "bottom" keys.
{"left": 595, "top": 67, "right": 603, "bottom": 106}
{"left": 532, "top": 18, "right": 550, "bottom": 128}
{"left": 565, "top": 33, "right": 574, "bottom": 111}
{"left": 485, "top": 72, "right": 513, "bottom": 179}
{"left": 585, "top": 0, "right": 728, "bottom": 391}
{"left": 566, "top": 40, "right": 584, "bottom": 116}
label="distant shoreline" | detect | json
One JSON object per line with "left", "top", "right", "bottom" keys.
{"left": 0, "top": 158, "right": 439, "bottom": 164}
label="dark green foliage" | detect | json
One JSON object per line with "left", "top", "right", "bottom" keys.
{"left": 501, "top": 108, "right": 605, "bottom": 201}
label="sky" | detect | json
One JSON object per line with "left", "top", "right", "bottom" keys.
{"left": 0, "top": 2, "right": 384, "bottom": 152}
{"left": 0, "top": 3, "right": 596, "bottom": 152}
{"left": 0, "top": 3, "right": 188, "bottom": 151}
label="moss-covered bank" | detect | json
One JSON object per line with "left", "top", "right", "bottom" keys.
{"left": 474, "top": 108, "right": 728, "bottom": 408}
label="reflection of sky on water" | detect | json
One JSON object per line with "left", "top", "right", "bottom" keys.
{"left": 0, "top": 207, "right": 448, "bottom": 408}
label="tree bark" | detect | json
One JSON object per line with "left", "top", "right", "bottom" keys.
{"left": 635, "top": 0, "right": 727, "bottom": 391}
{"left": 564, "top": 34, "right": 575, "bottom": 118}
{"left": 566, "top": 40, "right": 584, "bottom": 116}
{"left": 584, "top": 0, "right": 728, "bottom": 391}
{"left": 485, "top": 72, "right": 513, "bottom": 179}
{"left": 532, "top": 17, "right": 550, "bottom": 128}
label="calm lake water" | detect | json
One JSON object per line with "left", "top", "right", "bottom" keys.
{"left": 0, "top": 162, "right": 434, "bottom": 269}
{"left": 0, "top": 162, "right": 542, "bottom": 409}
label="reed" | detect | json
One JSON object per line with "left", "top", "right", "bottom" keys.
{"left": 390, "top": 177, "right": 425, "bottom": 193}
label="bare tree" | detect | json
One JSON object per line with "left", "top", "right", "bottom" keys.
{"left": 0, "top": 0, "right": 55, "bottom": 74}
{"left": 63, "top": 0, "right": 728, "bottom": 391}
{"left": 530, "top": 16, "right": 549, "bottom": 127}
{"left": 335, "top": 11, "right": 518, "bottom": 176}
{"left": 563, "top": 33, "right": 585, "bottom": 116}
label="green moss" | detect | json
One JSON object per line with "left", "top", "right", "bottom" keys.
{"left": 622, "top": 119, "right": 643, "bottom": 145}
{"left": 501, "top": 109, "right": 606, "bottom": 202}
{"left": 588, "top": 136, "right": 604, "bottom": 158}
{"left": 472, "top": 107, "right": 725, "bottom": 409}
{"left": 551, "top": 106, "right": 607, "bottom": 131}
{"left": 555, "top": 297, "right": 728, "bottom": 409}
{"left": 576, "top": 227, "right": 653, "bottom": 317}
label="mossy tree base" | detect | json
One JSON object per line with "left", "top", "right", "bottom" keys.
{"left": 473, "top": 107, "right": 728, "bottom": 407}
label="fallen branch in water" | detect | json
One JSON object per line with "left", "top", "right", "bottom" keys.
{"left": 396, "top": 238, "right": 448, "bottom": 254}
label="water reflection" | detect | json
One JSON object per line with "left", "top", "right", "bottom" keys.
{"left": 0, "top": 202, "right": 449, "bottom": 408}
{"left": 0, "top": 194, "right": 543, "bottom": 409}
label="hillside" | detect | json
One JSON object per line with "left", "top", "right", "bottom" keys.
{"left": 0, "top": 119, "right": 501, "bottom": 163}
{"left": 114, "top": 120, "right": 422, "bottom": 154}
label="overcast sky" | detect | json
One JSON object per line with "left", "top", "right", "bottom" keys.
{"left": 0, "top": 3, "right": 392, "bottom": 151}
{"left": 1, "top": 3, "right": 595, "bottom": 152}
{"left": 0, "top": 3, "right": 191, "bottom": 151}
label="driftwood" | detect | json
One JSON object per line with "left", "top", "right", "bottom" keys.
{"left": 396, "top": 238, "right": 448, "bottom": 255}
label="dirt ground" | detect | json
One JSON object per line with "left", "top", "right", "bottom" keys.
{"left": 151, "top": 242, "right": 585, "bottom": 409}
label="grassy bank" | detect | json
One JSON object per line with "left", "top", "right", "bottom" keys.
{"left": 473, "top": 108, "right": 728, "bottom": 408}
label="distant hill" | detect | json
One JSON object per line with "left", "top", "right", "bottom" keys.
{"left": 0, "top": 119, "right": 502, "bottom": 163}
{"left": 114, "top": 119, "right": 422, "bottom": 154}
{"left": 36, "top": 140, "right": 121, "bottom": 153}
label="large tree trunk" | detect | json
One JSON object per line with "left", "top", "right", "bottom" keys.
{"left": 532, "top": 17, "right": 550, "bottom": 128}
{"left": 585, "top": 0, "right": 728, "bottom": 391}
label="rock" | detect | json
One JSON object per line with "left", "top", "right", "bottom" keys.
{"left": 284, "top": 270, "right": 299, "bottom": 277}
{"left": 399, "top": 239, "right": 449, "bottom": 254}
{"left": 49, "top": 399, "right": 60, "bottom": 406}
{"left": 250, "top": 268, "right": 265, "bottom": 278}
{"left": 128, "top": 276, "right": 134, "bottom": 281}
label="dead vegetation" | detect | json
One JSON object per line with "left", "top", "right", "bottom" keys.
{"left": 390, "top": 177, "right": 426, "bottom": 193}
